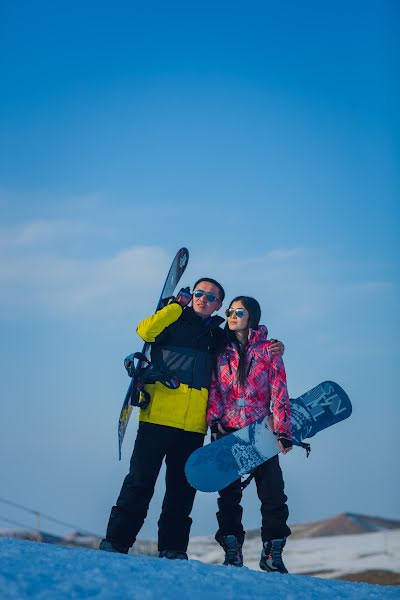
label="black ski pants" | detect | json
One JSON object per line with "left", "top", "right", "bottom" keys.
{"left": 215, "top": 454, "right": 291, "bottom": 547}
{"left": 106, "top": 422, "right": 204, "bottom": 552}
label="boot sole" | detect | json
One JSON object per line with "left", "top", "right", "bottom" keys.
{"left": 259, "top": 562, "right": 288, "bottom": 574}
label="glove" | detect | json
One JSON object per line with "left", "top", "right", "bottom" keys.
{"left": 210, "top": 423, "right": 221, "bottom": 442}
{"left": 278, "top": 436, "right": 292, "bottom": 450}
{"left": 159, "top": 296, "right": 175, "bottom": 308}
{"left": 160, "top": 287, "right": 192, "bottom": 309}
{"left": 175, "top": 286, "right": 192, "bottom": 308}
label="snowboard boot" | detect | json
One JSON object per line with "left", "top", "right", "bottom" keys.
{"left": 221, "top": 535, "right": 243, "bottom": 567}
{"left": 159, "top": 550, "right": 188, "bottom": 560}
{"left": 259, "top": 538, "right": 288, "bottom": 573}
{"left": 99, "top": 539, "right": 129, "bottom": 554}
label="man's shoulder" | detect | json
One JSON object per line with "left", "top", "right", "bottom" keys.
{"left": 209, "top": 315, "right": 225, "bottom": 329}
{"left": 180, "top": 309, "right": 224, "bottom": 328}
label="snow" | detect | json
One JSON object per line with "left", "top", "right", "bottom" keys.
{"left": 0, "top": 536, "right": 399, "bottom": 600}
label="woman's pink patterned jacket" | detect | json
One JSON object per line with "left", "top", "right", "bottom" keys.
{"left": 207, "top": 325, "right": 292, "bottom": 439}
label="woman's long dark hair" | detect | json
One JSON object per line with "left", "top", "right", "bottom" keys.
{"left": 225, "top": 296, "right": 261, "bottom": 387}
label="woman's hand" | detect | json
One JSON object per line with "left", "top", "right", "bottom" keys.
{"left": 278, "top": 437, "right": 293, "bottom": 455}
{"left": 265, "top": 414, "right": 274, "bottom": 429}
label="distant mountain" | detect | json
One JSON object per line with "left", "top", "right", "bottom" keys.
{"left": 0, "top": 529, "right": 98, "bottom": 548}
{"left": 0, "top": 529, "right": 60, "bottom": 544}
{"left": 1, "top": 512, "right": 399, "bottom": 549}
{"left": 0, "top": 528, "right": 158, "bottom": 555}
{"left": 246, "top": 512, "right": 400, "bottom": 540}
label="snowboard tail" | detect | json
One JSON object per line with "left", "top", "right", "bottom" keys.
{"left": 185, "top": 381, "right": 351, "bottom": 492}
{"left": 290, "top": 381, "right": 352, "bottom": 444}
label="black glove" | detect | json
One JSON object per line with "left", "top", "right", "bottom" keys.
{"left": 160, "top": 287, "right": 192, "bottom": 309}
{"left": 278, "top": 436, "right": 292, "bottom": 449}
{"left": 210, "top": 423, "right": 220, "bottom": 434}
{"left": 159, "top": 296, "right": 174, "bottom": 308}
{"left": 175, "top": 286, "right": 192, "bottom": 308}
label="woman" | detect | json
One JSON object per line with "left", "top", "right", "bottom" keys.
{"left": 207, "top": 296, "right": 292, "bottom": 572}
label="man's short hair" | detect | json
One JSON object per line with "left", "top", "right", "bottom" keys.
{"left": 193, "top": 278, "right": 225, "bottom": 303}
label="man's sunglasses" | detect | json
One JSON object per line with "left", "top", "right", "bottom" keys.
{"left": 225, "top": 308, "right": 246, "bottom": 319}
{"left": 193, "top": 289, "right": 219, "bottom": 303}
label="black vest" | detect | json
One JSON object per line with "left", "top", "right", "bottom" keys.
{"left": 151, "top": 308, "right": 225, "bottom": 391}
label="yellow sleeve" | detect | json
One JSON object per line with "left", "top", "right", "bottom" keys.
{"left": 136, "top": 303, "right": 183, "bottom": 342}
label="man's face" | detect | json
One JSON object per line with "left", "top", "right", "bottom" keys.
{"left": 192, "top": 281, "right": 222, "bottom": 318}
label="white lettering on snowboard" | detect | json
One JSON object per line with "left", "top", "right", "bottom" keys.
{"left": 306, "top": 384, "right": 348, "bottom": 418}
{"left": 179, "top": 254, "right": 188, "bottom": 268}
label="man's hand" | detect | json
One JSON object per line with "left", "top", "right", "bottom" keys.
{"left": 211, "top": 423, "right": 227, "bottom": 440}
{"left": 175, "top": 287, "right": 192, "bottom": 308}
{"left": 270, "top": 339, "right": 285, "bottom": 356}
{"left": 160, "top": 287, "right": 192, "bottom": 309}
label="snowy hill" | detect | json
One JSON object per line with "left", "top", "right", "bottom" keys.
{"left": 0, "top": 536, "right": 399, "bottom": 600}
{"left": 188, "top": 529, "right": 400, "bottom": 583}
{"left": 2, "top": 512, "right": 399, "bottom": 586}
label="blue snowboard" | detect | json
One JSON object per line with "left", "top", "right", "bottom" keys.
{"left": 185, "top": 381, "right": 352, "bottom": 492}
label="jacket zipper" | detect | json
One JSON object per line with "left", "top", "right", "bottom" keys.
{"left": 226, "top": 353, "right": 233, "bottom": 375}
{"left": 247, "top": 355, "right": 255, "bottom": 376}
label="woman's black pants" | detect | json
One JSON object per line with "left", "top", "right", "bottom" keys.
{"left": 215, "top": 454, "right": 291, "bottom": 546}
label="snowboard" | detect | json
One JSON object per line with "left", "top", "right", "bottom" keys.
{"left": 118, "top": 247, "right": 189, "bottom": 459}
{"left": 185, "top": 381, "right": 352, "bottom": 492}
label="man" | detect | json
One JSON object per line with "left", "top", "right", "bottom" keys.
{"left": 100, "top": 278, "right": 283, "bottom": 558}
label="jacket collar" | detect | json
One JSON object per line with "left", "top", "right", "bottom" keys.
{"left": 248, "top": 324, "right": 269, "bottom": 343}
{"left": 184, "top": 307, "right": 225, "bottom": 330}
{"left": 226, "top": 324, "right": 269, "bottom": 351}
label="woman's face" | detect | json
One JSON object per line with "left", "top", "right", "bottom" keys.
{"left": 226, "top": 300, "right": 250, "bottom": 332}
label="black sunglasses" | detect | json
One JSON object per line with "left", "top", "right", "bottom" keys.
{"left": 193, "top": 289, "right": 220, "bottom": 303}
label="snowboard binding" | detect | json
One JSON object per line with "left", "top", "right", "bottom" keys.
{"left": 124, "top": 352, "right": 180, "bottom": 410}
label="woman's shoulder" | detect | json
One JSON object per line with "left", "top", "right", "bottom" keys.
{"left": 249, "top": 324, "right": 269, "bottom": 345}
{"left": 250, "top": 329, "right": 278, "bottom": 355}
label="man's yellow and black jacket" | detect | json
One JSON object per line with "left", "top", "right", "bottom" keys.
{"left": 136, "top": 303, "right": 225, "bottom": 434}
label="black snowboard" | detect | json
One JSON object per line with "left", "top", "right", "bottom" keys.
{"left": 118, "top": 247, "right": 189, "bottom": 459}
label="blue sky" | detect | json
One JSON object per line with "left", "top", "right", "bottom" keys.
{"left": 0, "top": 1, "right": 399, "bottom": 539}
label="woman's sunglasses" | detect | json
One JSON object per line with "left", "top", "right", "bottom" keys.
{"left": 193, "top": 289, "right": 219, "bottom": 303}
{"left": 225, "top": 308, "right": 246, "bottom": 319}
